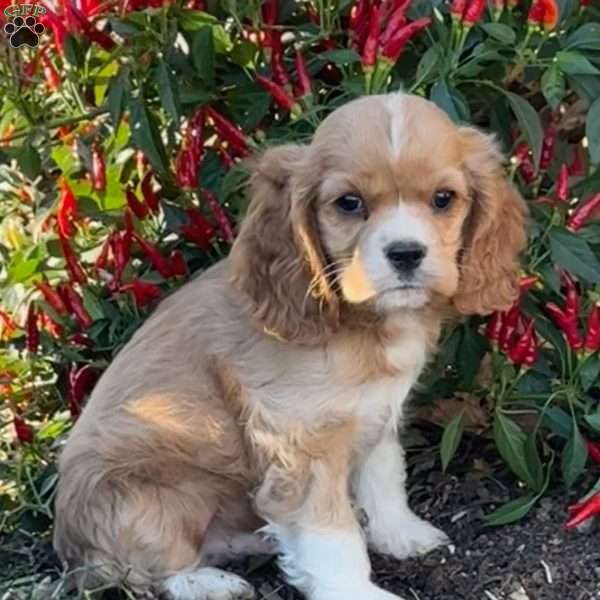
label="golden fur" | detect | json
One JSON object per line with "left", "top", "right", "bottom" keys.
{"left": 53, "top": 94, "right": 527, "bottom": 597}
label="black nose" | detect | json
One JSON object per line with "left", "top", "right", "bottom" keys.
{"left": 385, "top": 241, "right": 427, "bottom": 273}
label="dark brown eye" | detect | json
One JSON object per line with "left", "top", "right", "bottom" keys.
{"left": 432, "top": 189, "right": 455, "bottom": 210}
{"left": 335, "top": 194, "right": 364, "bottom": 215}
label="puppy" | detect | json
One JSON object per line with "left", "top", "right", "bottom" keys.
{"left": 53, "top": 93, "right": 527, "bottom": 600}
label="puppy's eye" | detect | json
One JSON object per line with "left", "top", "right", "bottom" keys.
{"left": 432, "top": 189, "right": 455, "bottom": 210}
{"left": 335, "top": 194, "right": 364, "bottom": 215}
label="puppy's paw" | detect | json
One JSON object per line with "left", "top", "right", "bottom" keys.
{"left": 315, "top": 584, "right": 405, "bottom": 600}
{"left": 164, "top": 567, "right": 255, "bottom": 600}
{"left": 370, "top": 515, "right": 449, "bottom": 560}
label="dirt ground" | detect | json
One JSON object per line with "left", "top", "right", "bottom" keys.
{"left": 2, "top": 433, "right": 599, "bottom": 600}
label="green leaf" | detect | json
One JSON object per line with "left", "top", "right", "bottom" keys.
{"left": 107, "top": 70, "right": 129, "bottom": 131}
{"left": 81, "top": 288, "right": 105, "bottom": 321}
{"left": 524, "top": 432, "right": 544, "bottom": 493}
{"left": 8, "top": 257, "right": 39, "bottom": 283}
{"left": 440, "top": 411, "right": 465, "bottom": 472}
{"left": 587, "top": 96, "right": 600, "bottom": 164}
{"left": 129, "top": 97, "right": 169, "bottom": 176}
{"left": 585, "top": 411, "right": 600, "bottom": 433}
{"left": 177, "top": 9, "right": 217, "bottom": 32}
{"left": 566, "top": 23, "right": 600, "bottom": 51}
{"left": 543, "top": 406, "right": 573, "bottom": 439}
{"left": 321, "top": 49, "right": 361, "bottom": 66}
{"left": 17, "top": 143, "right": 41, "bottom": 179}
{"left": 562, "top": 423, "right": 588, "bottom": 487}
{"left": 64, "top": 35, "right": 83, "bottom": 68}
{"left": 483, "top": 493, "right": 537, "bottom": 526}
{"left": 556, "top": 51, "right": 600, "bottom": 75}
{"left": 481, "top": 23, "right": 516, "bottom": 45}
{"left": 430, "top": 80, "right": 463, "bottom": 122}
{"left": 156, "top": 59, "right": 181, "bottom": 123}
{"left": 505, "top": 92, "right": 543, "bottom": 168}
{"left": 494, "top": 411, "right": 534, "bottom": 487}
{"left": 580, "top": 356, "right": 600, "bottom": 392}
{"left": 415, "top": 46, "right": 440, "bottom": 84}
{"left": 94, "top": 61, "right": 119, "bottom": 107}
{"left": 192, "top": 26, "right": 215, "bottom": 88}
{"left": 541, "top": 64, "right": 566, "bottom": 109}
{"left": 549, "top": 229, "right": 600, "bottom": 283}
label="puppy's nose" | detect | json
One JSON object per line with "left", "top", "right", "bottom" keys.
{"left": 385, "top": 241, "right": 427, "bottom": 273}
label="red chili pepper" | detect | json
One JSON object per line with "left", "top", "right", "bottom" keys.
{"left": 380, "top": 0, "right": 410, "bottom": 47}
{"left": 63, "top": 286, "right": 93, "bottom": 329}
{"left": 59, "top": 236, "right": 87, "bottom": 284}
{"left": 91, "top": 143, "right": 106, "bottom": 192}
{"left": 522, "top": 329, "right": 539, "bottom": 367}
{"left": 519, "top": 275, "right": 540, "bottom": 292}
{"left": 175, "top": 146, "right": 198, "bottom": 189}
{"left": 463, "top": 0, "right": 486, "bottom": 25}
{"left": 121, "top": 279, "right": 162, "bottom": 308}
{"left": 68, "top": 364, "right": 98, "bottom": 418}
{"left": 381, "top": 18, "right": 431, "bottom": 61}
{"left": 566, "top": 493, "right": 600, "bottom": 529}
{"left": 57, "top": 180, "right": 78, "bottom": 239}
{"left": 486, "top": 311, "right": 504, "bottom": 344}
{"left": 202, "top": 190, "right": 235, "bottom": 244}
{"left": 256, "top": 75, "right": 298, "bottom": 112}
{"left": 350, "top": 0, "right": 372, "bottom": 50}
{"left": 133, "top": 234, "right": 173, "bottom": 278}
{"left": 271, "top": 48, "right": 291, "bottom": 88}
{"left": 528, "top": 0, "right": 545, "bottom": 24}
{"left": 567, "top": 193, "right": 600, "bottom": 232}
{"left": 514, "top": 142, "right": 537, "bottom": 184}
{"left": 361, "top": 5, "right": 380, "bottom": 67}
{"left": 584, "top": 303, "right": 600, "bottom": 353}
{"left": 568, "top": 144, "right": 586, "bottom": 177}
{"left": 206, "top": 107, "right": 248, "bottom": 157}
{"left": 556, "top": 163, "right": 570, "bottom": 202}
{"left": 216, "top": 145, "right": 236, "bottom": 169}
{"left": 39, "top": 312, "right": 62, "bottom": 338}
{"left": 125, "top": 187, "right": 149, "bottom": 220}
{"left": 508, "top": 319, "right": 535, "bottom": 365}
{"left": 110, "top": 231, "right": 131, "bottom": 281}
{"left": 451, "top": 0, "right": 468, "bottom": 19}
{"left": 141, "top": 172, "right": 160, "bottom": 213}
{"left": 499, "top": 301, "right": 520, "bottom": 352}
{"left": 26, "top": 304, "right": 39, "bottom": 353}
{"left": 294, "top": 50, "right": 312, "bottom": 98}
{"left": 41, "top": 51, "right": 61, "bottom": 92}
{"left": 13, "top": 415, "right": 34, "bottom": 444}
{"left": 540, "top": 117, "right": 557, "bottom": 171}
{"left": 262, "top": 0, "right": 278, "bottom": 49}
{"left": 586, "top": 440, "right": 600, "bottom": 464}
{"left": 0, "top": 310, "right": 17, "bottom": 340}
{"left": 41, "top": 9, "right": 67, "bottom": 55}
{"left": 169, "top": 250, "right": 187, "bottom": 278}
{"left": 181, "top": 220, "right": 215, "bottom": 251}
{"left": 36, "top": 280, "right": 68, "bottom": 315}
{"left": 541, "top": 0, "right": 559, "bottom": 30}
{"left": 66, "top": 4, "right": 116, "bottom": 50}
{"left": 545, "top": 302, "right": 583, "bottom": 350}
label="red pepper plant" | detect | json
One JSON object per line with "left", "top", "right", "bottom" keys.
{"left": 0, "top": 0, "right": 600, "bottom": 557}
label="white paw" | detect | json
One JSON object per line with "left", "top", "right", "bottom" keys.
{"left": 314, "top": 584, "right": 405, "bottom": 600}
{"left": 164, "top": 567, "right": 255, "bottom": 600}
{"left": 369, "top": 515, "right": 449, "bottom": 559}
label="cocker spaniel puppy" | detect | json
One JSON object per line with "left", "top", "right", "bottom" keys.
{"left": 54, "top": 93, "right": 527, "bottom": 600}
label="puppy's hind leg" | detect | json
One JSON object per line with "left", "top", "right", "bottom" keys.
{"left": 163, "top": 567, "right": 255, "bottom": 600}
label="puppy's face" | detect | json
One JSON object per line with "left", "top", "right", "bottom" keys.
{"left": 232, "top": 94, "right": 527, "bottom": 344}
{"left": 310, "top": 95, "right": 472, "bottom": 311}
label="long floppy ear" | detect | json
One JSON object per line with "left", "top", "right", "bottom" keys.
{"left": 453, "top": 128, "right": 528, "bottom": 315}
{"left": 229, "top": 144, "right": 339, "bottom": 344}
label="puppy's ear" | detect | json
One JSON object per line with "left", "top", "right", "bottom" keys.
{"left": 230, "top": 144, "right": 339, "bottom": 344}
{"left": 453, "top": 128, "right": 528, "bottom": 315}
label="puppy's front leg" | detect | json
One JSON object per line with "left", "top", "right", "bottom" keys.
{"left": 355, "top": 427, "right": 449, "bottom": 559}
{"left": 254, "top": 424, "right": 405, "bottom": 600}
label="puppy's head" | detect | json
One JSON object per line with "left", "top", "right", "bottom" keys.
{"left": 231, "top": 94, "right": 527, "bottom": 344}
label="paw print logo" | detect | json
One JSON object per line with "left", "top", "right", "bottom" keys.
{"left": 4, "top": 16, "right": 45, "bottom": 48}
